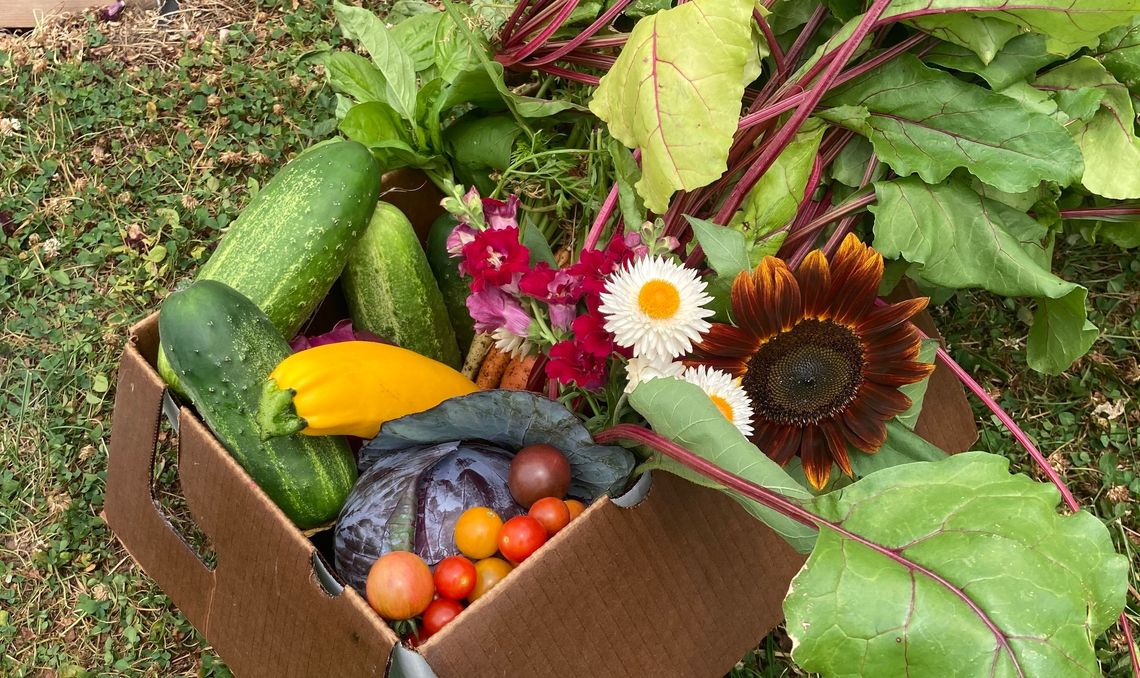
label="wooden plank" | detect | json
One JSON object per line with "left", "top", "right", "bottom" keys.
{"left": 1, "top": 0, "right": 101, "bottom": 28}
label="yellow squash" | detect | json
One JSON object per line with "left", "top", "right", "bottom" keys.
{"left": 257, "top": 341, "right": 478, "bottom": 440}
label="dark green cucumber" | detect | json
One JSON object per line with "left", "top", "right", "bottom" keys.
{"left": 425, "top": 214, "right": 475, "bottom": 356}
{"left": 341, "top": 201, "right": 462, "bottom": 368}
{"left": 157, "top": 141, "right": 382, "bottom": 392}
{"left": 159, "top": 280, "right": 357, "bottom": 530}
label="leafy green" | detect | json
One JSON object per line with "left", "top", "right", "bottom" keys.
{"left": 894, "top": 338, "right": 939, "bottom": 431}
{"left": 443, "top": 113, "right": 522, "bottom": 177}
{"left": 729, "top": 123, "right": 824, "bottom": 264}
{"left": 786, "top": 452, "right": 1128, "bottom": 677}
{"left": 630, "top": 378, "right": 818, "bottom": 553}
{"left": 924, "top": 33, "right": 1059, "bottom": 90}
{"left": 322, "top": 52, "right": 389, "bottom": 104}
{"left": 905, "top": 13, "right": 1021, "bottom": 63}
{"left": 391, "top": 11, "right": 443, "bottom": 73}
{"left": 589, "top": 0, "right": 756, "bottom": 213}
{"left": 821, "top": 55, "right": 1083, "bottom": 193}
{"left": 881, "top": 0, "right": 1140, "bottom": 54}
{"left": 332, "top": 2, "right": 418, "bottom": 123}
{"left": 1036, "top": 57, "right": 1140, "bottom": 199}
{"left": 1095, "top": 16, "right": 1140, "bottom": 88}
{"left": 609, "top": 141, "right": 647, "bottom": 229}
{"left": 687, "top": 216, "right": 750, "bottom": 278}
{"left": 871, "top": 177, "right": 1098, "bottom": 374}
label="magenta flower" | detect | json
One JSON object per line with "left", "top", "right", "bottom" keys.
{"left": 460, "top": 226, "right": 531, "bottom": 292}
{"left": 482, "top": 195, "right": 521, "bottom": 230}
{"left": 466, "top": 286, "right": 532, "bottom": 336}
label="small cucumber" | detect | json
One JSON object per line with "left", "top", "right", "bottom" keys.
{"left": 159, "top": 280, "right": 357, "bottom": 530}
{"left": 341, "top": 202, "right": 462, "bottom": 368}
{"left": 425, "top": 214, "right": 475, "bottom": 356}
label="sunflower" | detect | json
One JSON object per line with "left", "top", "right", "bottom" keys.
{"left": 686, "top": 234, "right": 933, "bottom": 490}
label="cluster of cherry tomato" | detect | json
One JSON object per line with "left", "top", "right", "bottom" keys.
{"left": 364, "top": 446, "right": 587, "bottom": 644}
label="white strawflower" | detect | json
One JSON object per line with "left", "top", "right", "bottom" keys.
{"left": 492, "top": 327, "right": 532, "bottom": 359}
{"left": 623, "top": 356, "right": 685, "bottom": 394}
{"left": 598, "top": 256, "right": 714, "bottom": 361}
{"left": 683, "top": 365, "right": 755, "bottom": 437}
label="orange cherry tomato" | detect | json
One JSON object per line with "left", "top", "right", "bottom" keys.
{"left": 470, "top": 557, "right": 513, "bottom": 601}
{"left": 454, "top": 507, "right": 503, "bottom": 560}
{"left": 564, "top": 499, "right": 586, "bottom": 520}
{"left": 498, "top": 515, "right": 547, "bottom": 564}
{"left": 365, "top": 551, "right": 434, "bottom": 621}
{"left": 528, "top": 496, "right": 571, "bottom": 536}
{"left": 434, "top": 555, "right": 477, "bottom": 600}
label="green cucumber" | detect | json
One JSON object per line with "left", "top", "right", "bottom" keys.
{"left": 157, "top": 140, "right": 382, "bottom": 392}
{"left": 341, "top": 201, "right": 462, "bottom": 368}
{"left": 425, "top": 214, "right": 475, "bottom": 356}
{"left": 159, "top": 280, "right": 357, "bottom": 530}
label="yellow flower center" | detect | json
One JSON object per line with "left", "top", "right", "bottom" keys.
{"left": 638, "top": 279, "right": 681, "bottom": 319}
{"left": 709, "top": 394, "right": 734, "bottom": 422}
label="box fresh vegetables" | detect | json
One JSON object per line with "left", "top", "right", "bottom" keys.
{"left": 123, "top": 0, "right": 1140, "bottom": 674}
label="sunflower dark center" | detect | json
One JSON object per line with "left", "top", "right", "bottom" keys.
{"left": 743, "top": 318, "right": 864, "bottom": 426}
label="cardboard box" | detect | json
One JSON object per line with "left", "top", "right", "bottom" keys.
{"left": 104, "top": 175, "right": 977, "bottom": 678}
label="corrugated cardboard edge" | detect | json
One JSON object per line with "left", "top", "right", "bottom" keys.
{"left": 105, "top": 318, "right": 395, "bottom": 677}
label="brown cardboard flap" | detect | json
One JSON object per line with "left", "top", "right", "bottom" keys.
{"left": 420, "top": 472, "right": 805, "bottom": 678}
{"left": 106, "top": 316, "right": 396, "bottom": 678}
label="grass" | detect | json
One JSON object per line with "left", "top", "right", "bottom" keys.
{"left": 1, "top": 2, "right": 1136, "bottom": 676}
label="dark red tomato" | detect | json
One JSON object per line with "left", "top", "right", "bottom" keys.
{"left": 434, "top": 556, "right": 477, "bottom": 600}
{"left": 498, "top": 515, "right": 548, "bottom": 563}
{"left": 420, "top": 598, "right": 465, "bottom": 639}
{"left": 508, "top": 444, "right": 571, "bottom": 508}
{"left": 528, "top": 497, "right": 571, "bottom": 536}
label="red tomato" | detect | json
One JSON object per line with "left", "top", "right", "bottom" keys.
{"left": 420, "top": 598, "right": 464, "bottom": 639}
{"left": 434, "top": 556, "right": 477, "bottom": 600}
{"left": 365, "top": 551, "right": 434, "bottom": 620}
{"left": 564, "top": 499, "right": 586, "bottom": 520}
{"left": 497, "top": 515, "right": 547, "bottom": 563}
{"left": 528, "top": 497, "right": 571, "bottom": 536}
{"left": 470, "top": 557, "right": 513, "bottom": 601}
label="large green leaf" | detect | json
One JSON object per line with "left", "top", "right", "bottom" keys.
{"left": 323, "top": 52, "right": 389, "bottom": 104}
{"left": 333, "top": 1, "right": 418, "bottom": 123}
{"left": 443, "top": 113, "right": 522, "bottom": 175}
{"left": 1036, "top": 57, "right": 1140, "bottom": 199}
{"left": 924, "top": 33, "right": 1060, "bottom": 90}
{"left": 871, "top": 178, "right": 1098, "bottom": 374}
{"left": 609, "top": 141, "right": 647, "bottom": 229}
{"left": 848, "top": 420, "right": 948, "bottom": 479}
{"left": 391, "top": 10, "right": 443, "bottom": 72}
{"left": 785, "top": 452, "right": 1128, "bottom": 677}
{"left": 1095, "top": 16, "right": 1140, "bottom": 89}
{"left": 905, "top": 13, "right": 1021, "bottom": 63}
{"left": 630, "top": 378, "right": 817, "bottom": 553}
{"left": 589, "top": 0, "right": 756, "bottom": 213}
{"left": 894, "top": 338, "right": 938, "bottom": 431}
{"left": 729, "top": 123, "right": 824, "bottom": 263}
{"left": 881, "top": 0, "right": 1140, "bottom": 54}
{"left": 820, "top": 55, "right": 1082, "bottom": 193}
{"left": 687, "top": 216, "right": 750, "bottom": 280}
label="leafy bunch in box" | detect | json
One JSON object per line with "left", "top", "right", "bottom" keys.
{"left": 319, "top": 0, "right": 1140, "bottom": 674}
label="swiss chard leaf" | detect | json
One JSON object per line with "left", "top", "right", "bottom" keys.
{"left": 905, "top": 12, "right": 1021, "bottom": 62}
{"left": 820, "top": 55, "right": 1083, "bottom": 193}
{"left": 630, "top": 378, "right": 818, "bottom": 553}
{"left": 729, "top": 123, "right": 824, "bottom": 263}
{"left": 924, "top": 33, "right": 1060, "bottom": 90}
{"left": 1095, "top": 16, "right": 1140, "bottom": 89}
{"left": 871, "top": 177, "right": 1098, "bottom": 374}
{"left": 589, "top": 0, "right": 756, "bottom": 213}
{"left": 333, "top": 1, "right": 418, "bottom": 123}
{"left": 881, "top": 0, "right": 1140, "bottom": 55}
{"left": 1036, "top": 57, "right": 1140, "bottom": 199}
{"left": 786, "top": 452, "right": 1128, "bottom": 677}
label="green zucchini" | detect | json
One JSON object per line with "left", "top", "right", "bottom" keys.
{"left": 159, "top": 280, "right": 357, "bottom": 530}
{"left": 341, "top": 201, "right": 462, "bottom": 368}
{"left": 158, "top": 141, "right": 381, "bottom": 393}
{"left": 425, "top": 214, "right": 475, "bottom": 356}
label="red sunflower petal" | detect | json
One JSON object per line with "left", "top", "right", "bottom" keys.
{"left": 839, "top": 399, "right": 890, "bottom": 451}
{"left": 754, "top": 256, "right": 803, "bottom": 333}
{"left": 683, "top": 355, "right": 750, "bottom": 378}
{"left": 691, "top": 323, "right": 758, "bottom": 359}
{"left": 800, "top": 426, "right": 833, "bottom": 490}
{"left": 857, "top": 382, "right": 914, "bottom": 418}
{"left": 731, "top": 269, "right": 777, "bottom": 339}
{"left": 758, "top": 422, "right": 802, "bottom": 464}
{"left": 827, "top": 234, "right": 883, "bottom": 325}
{"left": 795, "top": 250, "right": 832, "bottom": 319}
{"left": 820, "top": 421, "right": 853, "bottom": 477}
{"left": 864, "top": 360, "right": 935, "bottom": 387}
{"left": 857, "top": 297, "right": 929, "bottom": 334}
